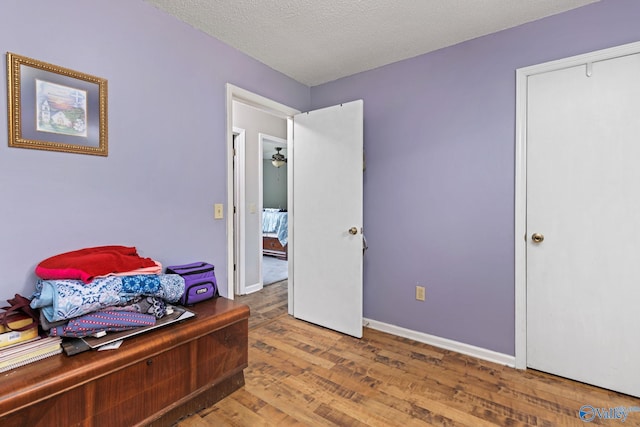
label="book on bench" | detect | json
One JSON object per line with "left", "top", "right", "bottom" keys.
{"left": 0, "top": 336, "right": 62, "bottom": 372}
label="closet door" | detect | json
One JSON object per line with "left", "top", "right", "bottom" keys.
{"left": 526, "top": 53, "right": 640, "bottom": 397}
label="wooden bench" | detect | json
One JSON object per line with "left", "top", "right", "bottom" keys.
{"left": 0, "top": 297, "right": 249, "bottom": 427}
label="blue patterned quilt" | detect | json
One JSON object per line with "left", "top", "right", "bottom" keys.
{"left": 30, "top": 274, "right": 185, "bottom": 322}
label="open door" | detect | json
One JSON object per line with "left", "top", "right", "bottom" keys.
{"left": 291, "top": 100, "right": 364, "bottom": 338}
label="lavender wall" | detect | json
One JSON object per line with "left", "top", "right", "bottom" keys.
{"left": 0, "top": 1, "right": 309, "bottom": 302}
{"left": 3, "top": 0, "right": 638, "bottom": 357}
{"left": 311, "top": 0, "right": 640, "bottom": 355}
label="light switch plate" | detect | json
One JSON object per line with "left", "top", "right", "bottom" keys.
{"left": 214, "top": 204, "right": 224, "bottom": 219}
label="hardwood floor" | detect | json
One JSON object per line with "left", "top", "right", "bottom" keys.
{"left": 176, "top": 281, "right": 640, "bottom": 426}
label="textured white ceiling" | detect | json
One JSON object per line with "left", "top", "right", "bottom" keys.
{"left": 144, "top": 0, "right": 598, "bottom": 86}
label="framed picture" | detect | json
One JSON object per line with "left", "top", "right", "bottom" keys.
{"left": 6, "top": 52, "right": 108, "bottom": 156}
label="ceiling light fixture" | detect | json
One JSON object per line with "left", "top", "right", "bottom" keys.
{"left": 271, "top": 147, "right": 287, "bottom": 168}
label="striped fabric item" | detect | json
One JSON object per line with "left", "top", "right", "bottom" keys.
{"left": 50, "top": 310, "right": 156, "bottom": 338}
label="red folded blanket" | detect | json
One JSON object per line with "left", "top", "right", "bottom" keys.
{"left": 36, "top": 245, "right": 158, "bottom": 283}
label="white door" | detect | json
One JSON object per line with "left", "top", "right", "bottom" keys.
{"left": 291, "top": 100, "right": 363, "bottom": 338}
{"left": 526, "top": 53, "right": 640, "bottom": 397}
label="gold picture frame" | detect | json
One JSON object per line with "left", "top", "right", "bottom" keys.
{"left": 6, "top": 52, "right": 108, "bottom": 156}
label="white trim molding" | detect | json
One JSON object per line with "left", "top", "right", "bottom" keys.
{"left": 364, "top": 318, "right": 516, "bottom": 368}
{"left": 233, "top": 128, "right": 246, "bottom": 296}
{"left": 244, "top": 282, "right": 263, "bottom": 295}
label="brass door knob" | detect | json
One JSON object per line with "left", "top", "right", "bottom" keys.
{"left": 531, "top": 233, "right": 544, "bottom": 243}
{"left": 348, "top": 227, "right": 358, "bottom": 235}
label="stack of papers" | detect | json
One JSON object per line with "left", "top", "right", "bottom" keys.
{"left": 0, "top": 336, "right": 62, "bottom": 372}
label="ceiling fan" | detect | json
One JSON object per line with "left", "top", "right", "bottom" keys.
{"left": 271, "top": 147, "right": 287, "bottom": 168}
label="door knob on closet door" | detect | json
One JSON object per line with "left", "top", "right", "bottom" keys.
{"left": 348, "top": 227, "right": 358, "bottom": 235}
{"left": 531, "top": 233, "right": 544, "bottom": 243}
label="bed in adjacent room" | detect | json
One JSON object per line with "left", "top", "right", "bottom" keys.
{"left": 262, "top": 208, "right": 288, "bottom": 260}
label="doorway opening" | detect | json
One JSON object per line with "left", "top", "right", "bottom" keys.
{"left": 226, "top": 84, "right": 299, "bottom": 315}
{"left": 260, "top": 134, "right": 289, "bottom": 287}
{"left": 227, "top": 85, "right": 365, "bottom": 338}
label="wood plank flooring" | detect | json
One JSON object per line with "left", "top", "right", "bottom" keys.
{"left": 176, "top": 280, "right": 640, "bottom": 426}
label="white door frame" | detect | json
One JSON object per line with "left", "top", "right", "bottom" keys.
{"left": 514, "top": 40, "right": 640, "bottom": 369}
{"left": 225, "top": 84, "right": 300, "bottom": 303}
{"left": 233, "top": 128, "right": 247, "bottom": 295}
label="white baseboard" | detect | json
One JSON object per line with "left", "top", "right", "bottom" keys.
{"left": 363, "top": 318, "right": 516, "bottom": 368}
{"left": 243, "top": 282, "right": 263, "bottom": 295}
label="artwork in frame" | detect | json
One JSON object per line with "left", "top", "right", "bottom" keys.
{"left": 6, "top": 52, "right": 108, "bottom": 156}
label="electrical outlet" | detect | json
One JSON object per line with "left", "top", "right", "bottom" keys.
{"left": 214, "top": 204, "right": 224, "bottom": 219}
{"left": 416, "top": 285, "right": 426, "bottom": 301}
